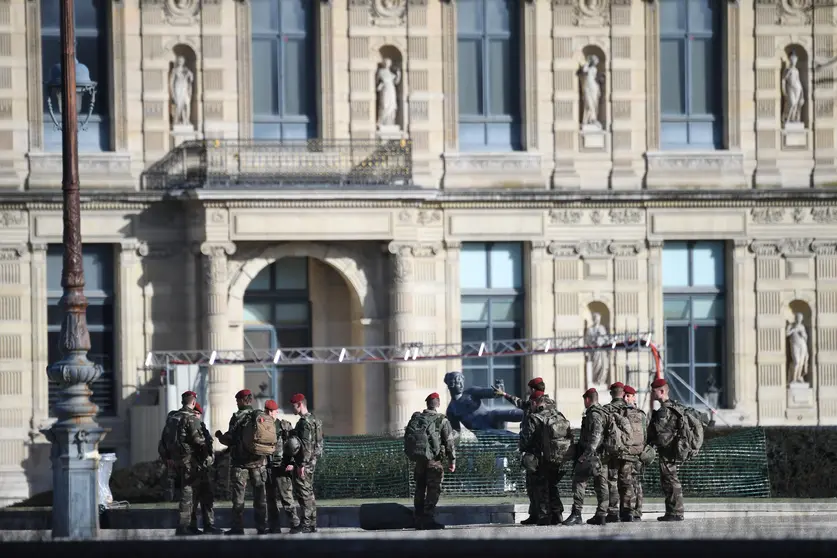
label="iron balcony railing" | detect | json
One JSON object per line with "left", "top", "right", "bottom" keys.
{"left": 141, "top": 138, "right": 414, "bottom": 190}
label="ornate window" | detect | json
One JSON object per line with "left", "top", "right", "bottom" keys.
{"left": 659, "top": 0, "right": 724, "bottom": 149}
{"left": 40, "top": 0, "right": 111, "bottom": 152}
{"left": 250, "top": 0, "right": 318, "bottom": 140}
{"left": 662, "top": 241, "right": 726, "bottom": 408}
{"left": 456, "top": 0, "right": 522, "bottom": 152}
{"left": 243, "top": 257, "right": 313, "bottom": 412}
{"left": 460, "top": 243, "right": 525, "bottom": 398}
{"left": 47, "top": 245, "right": 116, "bottom": 416}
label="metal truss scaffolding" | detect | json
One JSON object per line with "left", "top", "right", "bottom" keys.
{"left": 144, "top": 330, "right": 663, "bottom": 377}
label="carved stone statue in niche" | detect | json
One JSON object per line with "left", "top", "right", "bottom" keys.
{"left": 782, "top": 51, "right": 805, "bottom": 127}
{"left": 580, "top": 55, "right": 602, "bottom": 129}
{"left": 786, "top": 312, "right": 809, "bottom": 384}
{"left": 170, "top": 55, "right": 194, "bottom": 129}
{"left": 586, "top": 312, "right": 609, "bottom": 385}
{"left": 376, "top": 58, "right": 401, "bottom": 130}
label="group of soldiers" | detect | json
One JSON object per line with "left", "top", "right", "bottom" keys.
{"left": 407, "top": 376, "right": 690, "bottom": 529}
{"left": 158, "top": 389, "right": 323, "bottom": 536}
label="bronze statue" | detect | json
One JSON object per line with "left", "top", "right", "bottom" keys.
{"left": 443, "top": 371, "right": 523, "bottom": 436}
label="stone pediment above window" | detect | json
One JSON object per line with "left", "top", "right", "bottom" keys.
{"left": 26, "top": 152, "right": 136, "bottom": 190}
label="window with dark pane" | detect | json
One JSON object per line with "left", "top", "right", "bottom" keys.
{"left": 460, "top": 243, "right": 524, "bottom": 401}
{"left": 659, "top": 0, "right": 723, "bottom": 149}
{"left": 41, "top": 0, "right": 111, "bottom": 152}
{"left": 251, "top": 0, "right": 318, "bottom": 140}
{"left": 662, "top": 241, "right": 726, "bottom": 407}
{"left": 456, "top": 0, "right": 521, "bottom": 151}
{"left": 242, "top": 257, "right": 313, "bottom": 412}
{"left": 47, "top": 244, "right": 116, "bottom": 416}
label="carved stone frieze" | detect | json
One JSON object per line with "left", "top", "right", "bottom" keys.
{"left": 417, "top": 210, "right": 442, "bottom": 226}
{"left": 549, "top": 209, "right": 583, "bottom": 225}
{"left": 608, "top": 241, "right": 644, "bottom": 257}
{"left": 812, "top": 208, "right": 837, "bottom": 223}
{"left": 812, "top": 241, "right": 837, "bottom": 256}
{"left": 645, "top": 151, "right": 745, "bottom": 172}
{"left": 590, "top": 210, "right": 604, "bottom": 225}
{"left": 608, "top": 208, "right": 643, "bottom": 225}
{"left": 777, "top": 0, "right": 812, "bottom": 25}
{"left": 778, "top": 238, "right": 813, "bottom": 257}
{"left": 751, "top": 208, "right": 786, "bottom": 224}
{"left": 163, "top": 0, "right": 200, "bottom": 25}
{"left": 442, "top": 153, "right": 542, "bottom": 174}
{"left": 0, "top": 211, "right": 25, "bottom": 227}
{"left": 749, "top": 240, "right": 781, "bottom": 257}
{"left": 547, "top": 239, "right": 647, "bottom": 258}
{"left": 371, "top": 0, "right": 407, "bottom": 26}
{"left": 547, "top": 242, "right": 578, "bottom": 258}
{"left": 747, "top": 238, "right": 835, "bottom": 257}
{"left": 577, "top": 239, "right": 613, "bottom": 258}
{"left": 553, "top": 0, "right": 611, "bottom": 27}
{"left": 387, "top": 241, "right": 442, "bottom": 259}
{"left": 792, "top": 208, "right": 808, "bottom": 223}
{"left": 0, "top": 245, "right": 24, "bottom": 260}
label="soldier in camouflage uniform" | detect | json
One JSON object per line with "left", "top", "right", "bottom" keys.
{"left": 603, "top": 381, "right": 627, "bottom": 523}
{"left": 495, "top": 377, "right": 559, "bottom": 525}
{"left": 215, "top": 389, "right": 268, "bottom": 535}
{"left": 624, "top": 387, "right": 645, "bottom": 520}
{"left": 410, "top": 392, "right": 456, "bottom": 530}
{"left": 288, "top": 393, "right": 322, "bottom": 534}
{"left": 157, "top": 391, "right": 210, "bottom": 536}
{"left": 563, "top": 388, "right": 609, "bottom": 526}
{"left": 647, "top": 378, "right": 685, "bottom": 521}
{"left": 518, "top": 391, "right": 569, "bottom": 526}
{"left": 263, "top": 399, "right": 300, "bottom": 533}
{"left": 189, "top": 403, "right": 222, "bottom": 534}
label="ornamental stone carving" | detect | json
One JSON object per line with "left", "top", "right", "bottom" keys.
{"left": 0, "top": 211, "right": 25, "bottom": 227}
{"left": 549, "top": 209, "right": 583, "bottom": 225}
{"left": 786, "top": 312, "right": 809, "bottom": 385}
{"left": 546, "top": 239, "right": 647, "bottom": 258}
{"left": 164, "top": 0, "right": 200, "bottom": 25}
{"left": 778, "top": 238, "right": 813, "bottom": 257}
{"left": 200, "top": 243, "right": 237, "bottom": 286}
{"left": 751, "top": 208, "right": 785, "bottom": 224}
{"left": 778, "top": 0, "right": 812, "bottom": 26}
{"left": 608, "top": 209, "right": 643, "bottom": 225}
{"left": 0, "top": 245, "right": 24, "bottom": 260}
{"left": 577, "top": 239, "right": 612, "bottom": 258}
{"left": 547, "top": 242, "right": 578, "bottom": 258}
{"left": 812, "top": 208, "right": 837, "bottom": 223}
{"left": 792, "top": 208, "right": 808, "bottom": 223}
{"left": 443, "top": 153, "right": 542, "bottom": 173}
{"left": 608, "top": 241, "right": 644, "bottom": 257}
{"left": 812, "top": 241, "right": 837, "bottom": 256}
{"left": 372, "top": 0, "right": 407, "bottom": 26}
{"left": 645, "top": 151, "right": 745, "bottom": 172}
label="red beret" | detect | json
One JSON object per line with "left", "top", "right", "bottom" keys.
{"left": 623, "top": 385, "right": 637, "bottom": 395}
{"left": 583, "top": 388, "right": 598, "bottom": 398}
{"left": 529, "top": 390, "right": 545, "bottom": 401}
{"left": 289, "top": 393, "right": 306, "bottom": 404}
{"left": 425, "top": 392, "right": 440, "bottom": 402}
{"left": 651, "top": 378, "right": 667, "bottom": 389}
{"left": 264, "top": 399, "right": 279, "bottom": 411}
{"left": 609, "top": 382, "right": 624, "bottom": 390}
{"left": 182, "top": 391, "right": 197, "bottom": 398}
{"left": 235, "top": 389, "right": 252, "bottom": 399}
{"left": 194, "top": 403, "right": 203, "bottom": 415}
{"left": 528, "top": 377, "right": 545, "bottom": 388}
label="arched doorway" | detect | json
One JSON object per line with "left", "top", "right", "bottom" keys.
{"left": 242, "top": 256, "right": 313, "bottom": 414}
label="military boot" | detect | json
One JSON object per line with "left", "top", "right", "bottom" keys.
{"left": 422, "top": 520, "right": 445, "bottom": 530}
{"left": 562, "top": 511, "right": 583, "bottom": 526}
{"left": 268, "top": 523, "right": 282, "bottom": 534}
{"left": 605, "top": 513, "right": 620, "bottom": 523}
{"left": 620, "top": 511, "right": 633, "bottom": 523}
{"left": 586, "top": 514, "right": 607, "bottom": 525}
{"left": 224, "top": 528, "right": 245, "bottom": 535}
{"left": 174, "top": 526, "right": 196, "bottom": 536}
{"left": 550, "top": 512, "right": 563, "bottom": 525}
{"left": 657, "top": 514, "right": 684, "bottom": 522}
{"left": 203, "top": 526, "right": 224, "bottom": 535}
{"left": 520, "top": 516, "right": 538, "bottom": 525}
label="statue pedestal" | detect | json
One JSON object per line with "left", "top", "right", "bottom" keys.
{"left": 786, "top": 382, "right": 816, "bottom": 422}
{"left": 782, "top": 122, "right": 807, "bottom": 149}
{"left": 376, "top": 125, "right": 404, "bottom": 141}
{"left": 171, "top": 125, "right": 197, "bottom": 147}
{"left": 580, "top": 124, "right": 606, "bottom": 150}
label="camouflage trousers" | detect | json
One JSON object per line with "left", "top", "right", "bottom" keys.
{"left": 632, "top": 462, "right": 644, "bottom": 518}
{"left": 615, "top": 459, "right": 637, "bottom": 516}
{"left": 414, "top": 459, "right": 444, "bottom": 521}
{"left": 570, "top": 456, "right": 608, "bottom": 516}
{"left": 530, "top": 464, "right": 563, "bottom": 522}
{"left": 189, "top": 468, "right": 216, "bottom": 529}
{"left": 231, "top": 465, "right": 268, "bottom": 530}
{"left": 659, "top": 456, "right": 684, "bottom": 516}
{"left": 607, "top": 460, "right": 619, "bottom": 515}
{"left": 267, "top": 467, "right": 300, "bottom": 529}
{"left": 175, "top": 464, "right": 201, "bottom": 529}
{"left": 292, "top": 467, "right": 317, "bottom": 528}
{"left": 164, "top": 463, "right": 178, "bottom": 502}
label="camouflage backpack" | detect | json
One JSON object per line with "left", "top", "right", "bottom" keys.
{"left": 534, "top": 408, "right": 574, "bottom": 465}
{"left": 604, "top": 406, "right": 646, "bottom": 459}
{"left": 668, "top": 401, "right": 707, "bottom": 462}
{"left": 160, "top": 410, "right": 188, "bottom": 460}
{"left": 241, "top": 409, "right": 278, "bottom": 456}
{"left": 403, "top": 411, "right": 444, "bottom": 462}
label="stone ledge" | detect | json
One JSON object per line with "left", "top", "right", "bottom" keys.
{"left": 645, "top": 151, "right": 748, "bottom": 189}
{"left": 26, "top": 152, "right": 137, "bottom": 190}
{"left": 442, "top": 152, "right": 547, "bottom": 189}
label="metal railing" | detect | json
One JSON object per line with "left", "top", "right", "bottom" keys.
{"left": 141, "top": 138, "right": 414, "bottom": 190}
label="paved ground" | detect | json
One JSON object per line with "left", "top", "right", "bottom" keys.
{"left": 3, "top": 514, "right": 837, "bottom": 542}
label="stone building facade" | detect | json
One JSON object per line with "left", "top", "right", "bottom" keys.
{"left": 0, "top": 0, "right": 836, "bottom": 505}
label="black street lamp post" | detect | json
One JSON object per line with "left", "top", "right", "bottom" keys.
{"left": 40, "top": 0, "right": 107, "bottom": 540}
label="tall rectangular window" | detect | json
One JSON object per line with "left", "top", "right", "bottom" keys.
{"left": 659, "top": 0, "right": 723, "bottom": 149}
{"left": 662, "top": 241, "right": 726, "bottom": 408}
{"left": 41, "top": 0, "right": 111, "bottom": 152}
{"left": 457, "top": 0, "right": 521, "bottom": 152}
{"left": 251, "top": 0, "right": 318, "bottom": 140}
{"left": 243, "top": 258, "right": 313, "bottom": 413}
{"left": 460, "top": 243, "right": 524, "bottom": 397}
{"left": 47, "top": 245, "right": 116, "bottom": 416}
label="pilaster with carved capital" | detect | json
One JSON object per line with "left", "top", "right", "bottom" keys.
{"left": 646, "top": 240, "right": 664, "bottom": 344}
{"left": 117, "top": 241, "right": 146, "bottom": 405}
{"left": 386, "top": 241, "right": 418, "bottom": 432}
{"left": 200, "top": 242, "right": 237, "bottom": 435}
{"left": 731, "top": 238, "right": 756, "bottom": 414}
{"left": 29, "top": 242, "right": 49, "bottom": 439}
{"left": 444, "top": 240, "right": 462, "bottom": 373}
{"left": 527, "top": 241, "right": 554, "bottom": 384}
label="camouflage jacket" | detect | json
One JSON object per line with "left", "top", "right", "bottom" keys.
{"left": 504, "top": 393, "right": 556, "bottom": 419}
{"left": 419, "top": 409, "right": 457, "bottom": 463}
{"left": 218, "top": 405, "right": 264, "bottom": 468}
{"left": 578, "top": 403, "right": 607, "bottom": 459}
{"left": 518, "top": 400, "right": 567, "bottom": 457}
{"left": 604, "top": 397, "right": 628, "bottom": 415}
{"left": 647, "top": 399, "right": 678, "bottom": 452}
{"left": 293, "top": 412, "right": 322, "bottom": 471}
{"left": 269, "top": 418, "right": 294, "bottom": 468}
{"left": 160, "top": 406, "right": 207, "bottom": 465}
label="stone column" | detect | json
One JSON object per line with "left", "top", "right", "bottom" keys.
{"left": 731, "top": 239, "right": 756, "bottom": 415}
{"left": 444, "top": 240, "right": 462, "bottom": 373}
{"left": 527, "top": 241, "right": 554, "bottom": 385}
{"left": 118, "top": 241, "right": 144, "bottom": 404}
{"left": 29, "top": 243, "right": 48, "bottom": 439}
{"left": 387, "top": 242, "right": 418, "bottom": 433}
{"left": 646, "top": 241, "right": 664, "bottom": 348}
{"left": 201, "top": 242, "right": 236, "bottom": 435}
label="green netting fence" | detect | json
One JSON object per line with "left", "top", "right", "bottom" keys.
{"left": 312, "top": 427, "right": 771, "bottom": 500}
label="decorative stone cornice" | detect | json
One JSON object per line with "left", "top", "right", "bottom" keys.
{"left": 386, "top": 241, "right": 442, "bottom": 258}
{"left": 608, "top": 208, "right": 643, "bottom": 225}
{"left": 749, "top": 239, "right": 825, "bottom": 257}
{"left": 609, "top": 241, "right": 645, "bottom": 257}
{"left": 546, "top": 239, "right": 646, "bottom": 258}
{"left": 812, "top": 208, "right": 837, "bottom": 223}
{"left": 549, "top": 209, "right": 583, "bottom": 225}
